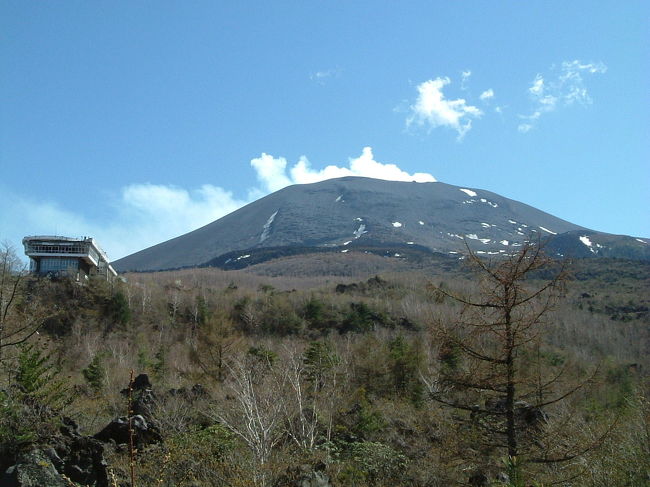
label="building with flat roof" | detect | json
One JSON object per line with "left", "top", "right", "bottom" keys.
{"left": 23, "top": 236, "right": 117, "bottom": 280}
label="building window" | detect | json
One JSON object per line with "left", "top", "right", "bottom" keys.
{"left": 39, "top": 258, "right": 80, "bottom": 273}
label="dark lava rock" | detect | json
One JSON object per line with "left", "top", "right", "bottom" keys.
{"left": 1, "top": 449, "right": 67, "bottom": 487}
{"left": 94, "top": 414, "right": 162, "bottom": 448}
{"left": 56, "top": 431, "right": 108, "bottom": 486}
{"left": 120, "top": 373, "right": 152, "bottom": 395}
{"left": 1, "top": 416, "right": 109, "bottom": 487}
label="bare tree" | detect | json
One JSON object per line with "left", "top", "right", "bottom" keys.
{"left": 282, "top": 348, "right": 319, "bottom": 451}
{"left": 0, "top": 242, "right": 48, "bottom": 364}
{"left": 167, "top": 289, "right": 182, "bottom": 323}
{"left": 423, "top": 241, "right": 601, "bottom": 479}
{"left": 139, "top": 282, "right": 150, "bottom": 315}
{"left": 208, "top": 353, "right": 287, "bottom": 486}
{"left": 283, "top": 344, "right": 340, "bottom": 451}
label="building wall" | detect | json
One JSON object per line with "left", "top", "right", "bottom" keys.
{"left": 31, "top": 256, "right": 92, "bottom": 279}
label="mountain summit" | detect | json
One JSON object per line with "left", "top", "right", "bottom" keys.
{"left": 113, "top": 177, "right": 649, "bottom": 272}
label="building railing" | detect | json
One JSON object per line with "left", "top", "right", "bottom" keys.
{"left": 24, "top": 242, "right": 91, "bottom": 254}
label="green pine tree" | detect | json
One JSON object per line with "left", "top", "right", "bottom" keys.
{"left": 82, "top": 354, "right": 106, "bottom": 393}
{"left": 15, "top": 343, "right": 70, "bottom": 409}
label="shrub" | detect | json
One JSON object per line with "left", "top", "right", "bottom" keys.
{"left": 15, "top": 343, "right": 71, "bottom": 410}
{"left": 134, "top": 424, "right": 238, "bottom": 486}
{"left": 82, "top": 353, "right": 106, "bottom": 393}
{"left": 336, "top": 441, "right": 407, "bottom": 486}
{"left": 105, "top": 290, "right": 131, "bottom": 328}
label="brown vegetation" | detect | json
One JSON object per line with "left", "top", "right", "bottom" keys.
{"left": 0, "top": 242, "right": 648, "bottom": 486}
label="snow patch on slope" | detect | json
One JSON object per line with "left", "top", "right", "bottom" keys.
{"left": 579, "top": 235, "right": 592, "bottom": 247}
{"left": 459, "top": 188, "right": 477, "bottom": 197}
{"left": 579, "top": 235, "right": 597, "bottom": 254}
{"left": 463, "top": 197, "right": 497, "bottom": 207}
{"left": 479, "top": 198, "right": 498, "bottom": 208}
{"left": 260, "top": 211, "right": 278, "bottom": 242}
{"left": 466, "top": 234, "right": 487, "bottom": 241}
{"left": 353, "top": 224, "right": 367, "bottom": 239}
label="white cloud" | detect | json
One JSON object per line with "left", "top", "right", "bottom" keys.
{"left": 309, "top": 67, "right": 341, "bottom": 84}
{"left": 529, "top": 75, "right": 545, "bottom": 96}
{"left": 406, "top": 77, "right": 482, "bottom": 140}
{"left": 460, "top": 70, "right": 472, "bottom": 90}
{"left": 1, "top": 148, "right": 436, "bottom": 260}
{"left": 517, "top": 122, "right": 533, "bottom": 133}
{"left": 527, "top": 75, "right": 558, "bottom": 110}
{"left": 250, "top": 153, "right": 293, "bottom": 192}
{"left": 254, "top": 147, "right": 436, "bottom": 192}
{"left": 118, "top": 183, "right": 245, "bottom": 233}
{"left": 518, "top": 60, "right": 606, "bottom": 133}
{"left": 479, "top": 89, "right": 494, "bottom": 101}
{"left": 110, "top": 184, "right": 246, "bottom": 257}
{"left": 0, "top": 183, "right": 247, "bottom": 261}
{"left": 559, "top": 60, "right": 607, "bottom": 105}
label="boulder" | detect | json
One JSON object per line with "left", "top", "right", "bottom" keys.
{"left": 94, "top": 414, "right": 162, "bottom": 448}
{"left": 120, "top": 373, "right": 152, "bottom": 395}
{"left": 56, "top": 434, "right": 108, "bottom": 486}
{"left": 1, "top": 416, "right": 109, "bottom": 487}
{"left": 468, "top": 470, "right": 488, "bottom": 486}
{"left": 1, "top": 450, "right": 67, "bottom": 487}
{"left": 131, "top": 388, "right": 157, "bottom": 420}
{"left": 132, "top": 373, "right": 152, "bottom": 390}
{"left": 298, "top": 469, "right": 331, "bottom": 487}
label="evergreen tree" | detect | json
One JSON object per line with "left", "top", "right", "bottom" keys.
{"left": 82, "top": 353, "right": 106, "bottom": 393}
{"left": 16, "top": 343, "right": 67, "bottom": 404}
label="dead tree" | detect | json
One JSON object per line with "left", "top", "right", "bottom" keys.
{"left": 424, "top": 240, "right": 599, "bottom": 475}
{"left": 208, "top": 353, "right": 287, "bottom": 487}
{"left": 0, "top": 242, "right": 49, "bottom": 365}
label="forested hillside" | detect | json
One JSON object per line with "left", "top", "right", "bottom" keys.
{"left": 1, "top": 243, "right": 648, "bottom": 486}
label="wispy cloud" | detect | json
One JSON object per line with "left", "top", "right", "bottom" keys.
{"left": 460, "top": 70, "right": 472, "bottom": 90}
{"left": 518, "top": 60, "right": 607, "bottom": 133}
{"left": 0, "top": 184, "right": 247, "bottom": 261}
{"left": 406, "top": 77, "right": 482, "bottom": 140}
{"left": 479, "top": 88, "right": 494, "bottom": 101}
{"left": 309, "top": 67, "right": 341, "bottom": 85}
{"left": 1, "top": 148, "right": 435, "bottom": 260}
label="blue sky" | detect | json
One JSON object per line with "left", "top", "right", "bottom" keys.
{"left": 1, "top": 1, "right": 648, "bottom": 260}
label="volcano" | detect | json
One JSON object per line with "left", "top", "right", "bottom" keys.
{"left": 113, "top": 177, "right": 650, "bottom": 272}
